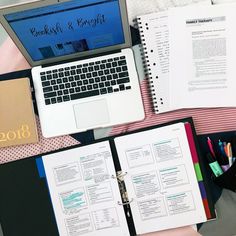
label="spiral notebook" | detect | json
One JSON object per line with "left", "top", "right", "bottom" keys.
{"left": 137, "top": 3, "right": 236, "bottom": 114}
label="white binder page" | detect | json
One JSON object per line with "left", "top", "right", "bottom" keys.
{"left": 114, "top": 123, "right": 206, "bottom": 235}
{"left": 169, "top": 3, "right": 236, "bottom": 109}
{"left": 42, "top": 141, "right": 130, "bottom": 236}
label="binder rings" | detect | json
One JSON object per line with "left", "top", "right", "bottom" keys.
{"left": 0, "top": 118, "right": 214, "bottom": 236}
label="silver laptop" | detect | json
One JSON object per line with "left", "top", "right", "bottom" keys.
{"left": 0, "top": 0, "right": 144, "bottom": 138}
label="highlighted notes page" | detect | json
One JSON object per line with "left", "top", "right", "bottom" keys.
{"left": 42, "top": 141, "right": 130, "bottom": 236}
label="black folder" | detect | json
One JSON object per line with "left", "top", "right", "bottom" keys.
{"left": 0, "top": 118, "right": 215, "bottom": 236}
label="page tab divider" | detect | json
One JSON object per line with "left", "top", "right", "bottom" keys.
{"left": 35, "top": 157, "right": 46, "bottom": 178}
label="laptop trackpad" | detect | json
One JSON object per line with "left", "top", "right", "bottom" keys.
{"left": 74, "top": 99, "right": 110, "bottom": 129}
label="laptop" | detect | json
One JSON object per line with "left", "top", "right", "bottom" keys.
{"left": 0, "top": 0, "right": 144, "bottom": 138}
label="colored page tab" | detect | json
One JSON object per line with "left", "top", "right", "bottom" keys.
{"left": 198, "top": 181, "right": 207, "bottom": 199}
{"left": 184, "top": 122, "right": 199, "bottom": 164}
{"left": 194, "top": 163, "right": 203, "bottom": 181}
{"left": 36, "top": 157, "right": 46, "bottom": 178}
{"left": 203, "top": 198, "right": 212, "bottom": 220}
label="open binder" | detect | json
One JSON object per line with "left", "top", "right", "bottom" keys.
{"left": 0, "top": 118, "right": 215, "bottom": 236}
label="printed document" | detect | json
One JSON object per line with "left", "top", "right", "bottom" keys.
{"left": 169, "top": 3, "right": 236, "bottom": 109}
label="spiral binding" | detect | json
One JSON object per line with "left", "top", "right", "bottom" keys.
{"left": 134, "top": 17, "right": 159, "bottom": 113}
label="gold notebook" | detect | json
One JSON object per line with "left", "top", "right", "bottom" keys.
{"left": 0, "top": 78, "right": 38, "bottom": 148}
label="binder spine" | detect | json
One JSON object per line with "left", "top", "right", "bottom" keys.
{"left": 135, "top": 17, "right": 159, "bottom": 113}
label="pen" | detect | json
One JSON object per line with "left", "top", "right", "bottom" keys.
{"left": 231, "top": 136, "right": 236, "bottom": 164}
{"left": 207, "top": 137, "right": 216, "bottom": 158}
{"left": 227, "top": 142, "right": 233, "bottom": 167}
{"left": 224, "top": 142, "right": 228, "bottom": 157}
{"left": 206, "top": 153, "right": 223, "bottom": 177}
{"left": 218, "top": 139, "right": 227, "bottom": 157}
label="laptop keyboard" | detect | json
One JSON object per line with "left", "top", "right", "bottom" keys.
{"left": 40, "top": 56, "right": 131, "bottom": 105}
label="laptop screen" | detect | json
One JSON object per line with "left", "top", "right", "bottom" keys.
{"left": 4, "top": 0, "right": 125, "bottom": 61}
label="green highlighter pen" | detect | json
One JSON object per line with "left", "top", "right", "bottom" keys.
{"left": 206, "top": 153, "right": 223, "bottom": 177}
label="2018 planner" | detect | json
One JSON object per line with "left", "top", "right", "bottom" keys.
{"left": 0, "top": 78, "right": 38, "bottom": 147}
{"left": 0, "top": 119, "right": 208, "bottom": 236}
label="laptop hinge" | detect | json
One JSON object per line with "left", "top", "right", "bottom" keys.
{"left": 42, "top": 49, "right": 122, "bottom": 68}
